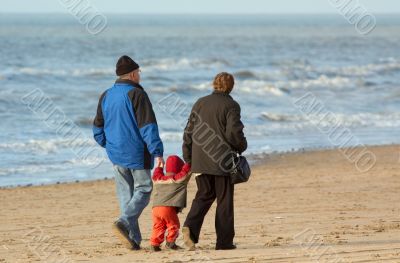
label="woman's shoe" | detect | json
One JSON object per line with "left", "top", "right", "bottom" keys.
{"left": 215, "top": 244, "right": 237, "bottom": 250}
{"left": 182, "top": 227, "right": 195, "bottom": 251}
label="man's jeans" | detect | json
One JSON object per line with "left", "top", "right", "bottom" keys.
{"left": 113, "top": 165, "right": 153, "bottom": 245}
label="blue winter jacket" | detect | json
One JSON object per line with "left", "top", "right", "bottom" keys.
{"left": 93, "top": 79, "right": 163, "bottom": 169}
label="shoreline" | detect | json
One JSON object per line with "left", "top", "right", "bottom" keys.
{"left": 1, "top": 144, "right": 399, "bottom": 262}
{"left": 1, "top": 143, "right": 398, "bottom": 189}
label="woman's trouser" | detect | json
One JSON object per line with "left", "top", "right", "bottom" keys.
{"left": 184, "top": 174, "right": 234, "bottom": 247}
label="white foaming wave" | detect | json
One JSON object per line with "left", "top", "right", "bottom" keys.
{"left": 288, "top": 58, "right": 400, "bottom": 78}
{"left": 239, "top": 80, "right": 288, "bottom": 96}
{"left": 276, "top": 75, "right": 352, "bottom": 89}
{"left": 160, "top": 132, "right": 183, "bottom": 142}
{"left": 149, "top": 86, "right": 177, "bottom": 94}
{"left": 67, "top": 156, "right": 108, "bottom": 166}
{"left": 190, "top": 82, "right": 212, "bottom": 91}
{"left": 0, "top": 138, "right": 98, "bottom": 154}
{"left": 261, "top": 112, "right": 301, "bottom": 122}
{"left": 324, "top": 59, "right": 400, "bottom": 77}
{"left": 71, "top": 68, "right": 114, "bottom": 77}
{"left": 14, "top": 67, "right": 114, "bottom": 77}
{"left": 0, "top": 157, "right": 107, "bottom": 177}
{"left": 261, "top": 112, "right": 400, "bottom": 128}
{"left": 8, "top": 57, "right": 229, "bottom": 77}
{"left": 318, "top": 112, "right": 400, "bottom": 128}
{"left": 189, "top": 76, "right": 350, "bottom": 96}
{"left": 0, "top": 165, "right": 57, "bottom": 177}
{"left": 268, "top": 58, "right": 400, "bottom": 83}
{"left": 19, "top": 67, "right": 68, "bottom": 76}
{"left": 143, "top": 58, "right": 230, "bottom": 71}
{"left": 189, "top": 80, "right": 288, "bottom": 96}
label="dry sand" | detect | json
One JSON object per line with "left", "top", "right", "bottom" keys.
{"left": 1, "top": 145, "right": 399, "bottom": 262}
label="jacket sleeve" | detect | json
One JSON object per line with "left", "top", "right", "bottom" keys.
{"left": 130, "top": 89, "right": 164, "bottom": 157}
{"left": 172, "top": 163, "right": 191, "bottom": 182}
{"left": 93, "top": 91, "right": 107, "bottom": 148}
{"left": 182, "top": 105, "right": 198, "bottom": 164}
{"left": 152, "top": 167, "right": 165, "bottom": 181}
{"left": 160, "top": 164, "right": 192, "bottom": 183}
{"left": 226, "top": 103, "right": 247, "bottom": 154}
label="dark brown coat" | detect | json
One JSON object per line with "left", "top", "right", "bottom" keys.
{"left": 182, "top": 91, "right": 247, "bottom": 176}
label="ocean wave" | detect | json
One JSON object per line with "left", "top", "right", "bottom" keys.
{"left": 5, "top": 57, "right": 231, "bottom": 77}
{"left": 189, "top": 80, "right": 289, "bottom": 96}
{"left": 283, "top": 75, "right": 352, "bottom": 89}
{"left": 189, "top": 75, "right": 353, "bottom": 96}
{"left": 66, "top": 156, "right": 108, "bottom": 166}
{"left": 272, "top": 58, "right": 312, "bottom": 68}
{"left": 76, "top": 118, "right": 94, "bottom": 127}
{"left": 325, "top": 59, "right": 400, "bottom": 77}
{"left": 149, "top": 86, "right": 179, "bottom": 94}
{"left": 280, "top": 58, "right": 400, "bottom": 79}
{"left": 13, "top": 67, "right": 114, "bottom": 77}
{"left": 239, "top": 80, "right": 288, "bottom": 96}
{"left": 267, "top": 58, "right": 400, "bottom": 84}
{"left": 261, "top": 112, "right": 400, "bottom": 128}
{"left": 0, "top": 134, "right": 184, "bottom": 156}
{"left": 0, "top": 156, "right": 107, "bottom": 177}
{"left": 240, "top": 80, "right": 291, "bottom": 95}
{"left": 0, "top": 138, "right": 98, "bottom": 154}
{"left": 0, "top": 164, "right": 61, "bottom": 177}
{"left": 234, "top": 70, "right": 258, "bottom": 79}
{"left": 261, "top": 113, "right": 300, "bottom": 122}
{"left": 143, "top": 57, "right": 231, "bottom": 71}
{"left": 8, "top": 58, "right": 399, "bottom": 84}
{"left": 221, "top": 58, "right": 400, "bottom": 89}
{"left": 160, "top": 132, "right": 183, "bottom": 142}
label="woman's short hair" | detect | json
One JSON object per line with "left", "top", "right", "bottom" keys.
{"left": 213, "top": 72, "right": 235, "bottom": 94}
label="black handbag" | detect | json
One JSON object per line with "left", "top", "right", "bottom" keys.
{"left": 230, "top": 154, "right": 251, "bottom": 184}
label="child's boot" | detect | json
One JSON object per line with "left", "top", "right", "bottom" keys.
{"left": 165, "top": 242, "right": 182, "bottom": 250}
{"left": 150, "top": 245, "right": 161, "bottom": 252}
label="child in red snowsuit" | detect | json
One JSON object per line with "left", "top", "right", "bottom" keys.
{"left": 150, "top": 155, "right": 191, "bottom": 251}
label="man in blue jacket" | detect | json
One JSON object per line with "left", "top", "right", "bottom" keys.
{"left": 93, "top": 55, "right": 164, "bottom": 250}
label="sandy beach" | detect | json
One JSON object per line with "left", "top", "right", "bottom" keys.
{"left": 1, "top": 145, "right": 399, "bottom": 262}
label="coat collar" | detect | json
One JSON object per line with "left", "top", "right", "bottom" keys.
{"left": 115, "top": 79, "right": 144, "bottom": 90}
{"left": 212, "top": 90, "right": 231, "bottom": 97}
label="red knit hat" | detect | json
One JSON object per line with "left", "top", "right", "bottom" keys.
{"left": 166, "top": 155, "right": 185, "bottom": 174}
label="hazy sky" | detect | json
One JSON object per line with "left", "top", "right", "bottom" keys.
{"left": 0, "top": 0, "right": 398, "bottom": 14}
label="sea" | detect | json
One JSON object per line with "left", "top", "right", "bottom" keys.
{"left": 0, "top": 14, "right": 399, "bottom": 187}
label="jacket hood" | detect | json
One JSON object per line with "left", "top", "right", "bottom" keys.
{"left": 166, "top": 155, "right": 185, "bottom": 174}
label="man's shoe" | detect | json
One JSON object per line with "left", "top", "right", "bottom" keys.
{"left": 182, "top": 227, "right": 195, "bottom": 251}
{"left": 215, "top": 244, "right": 237, "bottom": 250}
{"left": 112, "top": 220, "right": 141, "bottom": 250}
{"left": 150, "top": 245, "right": 161, "bottom": 252}
{"left": 130, "top": 241, "right": 141, "bottom": 251}
{"left": 165, "top": 242, "right": 182, "bottom": 250}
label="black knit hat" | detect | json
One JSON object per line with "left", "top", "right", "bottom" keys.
{"left": 116, "top": 55, "right": 139, "bottom": 76}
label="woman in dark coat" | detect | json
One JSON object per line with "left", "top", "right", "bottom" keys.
{"left": 182, "top": 72, "right": 247, "bottom": 250}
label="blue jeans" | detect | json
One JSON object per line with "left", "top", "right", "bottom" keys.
{"left": 113, "top": 166, "right": 153, "bottom": 245}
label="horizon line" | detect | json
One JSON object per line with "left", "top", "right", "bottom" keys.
{"left": 1, "top": 12, "right": 399, "bottom": 15}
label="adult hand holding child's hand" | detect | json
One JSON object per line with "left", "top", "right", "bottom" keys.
{"left": 155, "top": 157, "right": 164, "bottom": 168}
